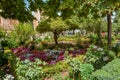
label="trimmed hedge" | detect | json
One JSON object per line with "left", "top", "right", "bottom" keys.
{"left": 92, "top": 58, "right": 120, "bottom": 80}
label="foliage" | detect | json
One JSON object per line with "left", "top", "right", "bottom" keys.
{"left": 112, "top": 41, "right": 120, "bottom": 56}
{"left": 42, "top": 61, "right": 68, "bottom": 78}
{"left": 0, "top": 27, "right": 5, "bottom": 38}
{"left": 53, "top": 74, "right": 63, "bottom": 80}
{"left": 15, "top": 23, "right": 34, "bottom": 45}
{"left": 88, "top": 33, "right": 98, "bottom": 44}
{"left": 92, "top": 70, "right": 113, "bottom": 80}
{"left": 0, "top": 68, "right": 5, "bottom": 79}
{"left": 66, "top": 56, "right": 94, "bottom": 80}
{"left": 15, "top": 58, "right": 45, "bottom": 80}
{"left": 84, "top": 44, "right": 116, "bottom": 69}
{"left": 75, "top": 34, "right": 83, "bottom": 48}
{"left": 6, "top": 23, "right": 34, "bottom": 48}
{"left": 10, "top": 48, "right": 68, "bottom": 79}
{"left": 37, "top": 17, "right": 68, "bottom": 44}
{"left": 66, "top": 15, "right": 80, "bottom": 30}
{"left": 0, "top": 27, "right": 7, "bottom": 46}
{"left": 0, "top": 43, "right": 4, "bottom": 53}
{"left": 37, "top": 17, "right": 68, "bottom": 33}
{"left": 6, "top": 31, "right": 19, "bottom": 48}
{"left": 0, "top": 0, "right": 34, "bottom": 22}
{"left": 34, "top": 37, "right": 42, "bottom": 44}
{"left": 115, "top": 34, "right": 120, "bottom": 40}
{"left": 92, "top": 58, "right": 120, "bottom": 80}
{"left": 0, "top": 44, "right": 8, "bottom": 79}
{"left": 0, "top": 52, "right": 8, "bottom": 67}
{"left": 113, "top": 11, "right": 120, "bottom": 32}
{"left": 0, "top": 44, "right": 8, "bottom": 67}
{"left": 11, "top": 46, "right": 86, "bottom": 65}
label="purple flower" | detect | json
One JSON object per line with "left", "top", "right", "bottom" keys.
{"left": 29, "top": 56, "right": 35, "bottom": 62}
{"left": 19, "top": 56, "right": 25, "bottom": 61}
{"left": 57, "top": 55, "right": 64, "bottom": 61}
{"left": 49, "top": 60, "right": 56, "bottom": 65}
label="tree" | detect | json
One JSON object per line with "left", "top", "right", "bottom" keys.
{"left": 0, "top": 0, "right": 34, "bottom": 22}
{"left": 78, "top": 0, "right": 120, "bottom": 49}
{"left": 66, "top": 15, "right": 81, "bottom": 34}
{"left": 37, "top": 17, "right": 68, "bottom": 44}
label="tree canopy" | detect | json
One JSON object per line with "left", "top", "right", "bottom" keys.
{"left": 37, "top": 17, "right": 68, "bottom": 44}
{"left": 0, "top": 0, "right": 34, "bottom": 22}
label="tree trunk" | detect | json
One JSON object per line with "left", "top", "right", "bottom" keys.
{"left": 53, "top": 32, "right": 58, "bottom": 45}
{"left": 107, "top": 11, "right": 112, "bottom": 49}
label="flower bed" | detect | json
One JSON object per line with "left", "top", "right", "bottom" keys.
{"left": 11, "top": 46, "right": 86, "bottom": 65}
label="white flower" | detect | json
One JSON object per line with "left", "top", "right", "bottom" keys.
{"left": 4, "top": 74, "right": 14, "bottom": 80}
{"left": 101, "top": 52, "right": 105, "bottom": 54}
{"left": 97, "top": 48, "right": 103, "bottom": 51}
{"left": 103, "top": 57, "right": 109, "bottom": 61}
{"left": 93, "top": 46, "right": 97, "bottom": 49}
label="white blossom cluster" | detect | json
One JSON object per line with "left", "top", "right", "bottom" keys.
{"left": 3, "top": 74, "right": 14, "bottom": 80}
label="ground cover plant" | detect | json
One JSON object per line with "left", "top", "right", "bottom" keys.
{"left": 92, "top": 58, "right": 120, "bottom": 80}
{"left": 11, "top": 46, "right": 86, "bottom": 65}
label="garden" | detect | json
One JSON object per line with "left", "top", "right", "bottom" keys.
{"left": 0, "top": 0, "right": 120, "bottom": 80}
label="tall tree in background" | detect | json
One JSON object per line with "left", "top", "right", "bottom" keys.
{"left": 0, "top": 0, "right": 34, "bottom": 22}
{"left": 78, "top": 0, "right": 120, "bottom": 49}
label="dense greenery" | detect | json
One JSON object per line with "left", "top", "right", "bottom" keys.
{"left": 6, "top": 23, "right": 34, "bottom": 48}
{"left": 92, "top": 58, "right": 120, "bottom": 80}
{"left": 37, "top": 17, "right": 68, "bottom": 44}
{"left": 0, "top": 0, "right": 120, "bottom": 80}
{"left": 0, "top": 0, "right": 34, "bottom": 22}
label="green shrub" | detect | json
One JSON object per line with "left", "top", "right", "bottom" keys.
{"left": 34, "top": 37, "right": 42, "bottom": 44}
{"left": 15, "top": 58, "right": 46, "bottom": 80}
{"left": 92, "top": 70, "right": 113, "bottom": 80}
{"left": 53, "top": 74, "right": 63, "bottom": 80}
{"left": 0, "top": 44, "right": 8, "bottom": 68}
{"left": 42, "top": 61, "right": 68, "bottom": 78}
{"left": 75, "top": 35, "right": 83, "bottom": 48}
{"left": 0, "top": 68, "right": 5, "bottom": 79}
{"left": 6, "top": 31, "right": 19, "bottom": 48}
{"left": 92, "top": 58, "right": 120, "bottom": 80}
{"left": 6, "top": 23, "right": 34, "bottom": 48}
{"left": 112, "top": 41, "right": 120, "bottom": 56}
{"left": 88, "top": 33, "right": 98, "bottom": 44}
{"left": 115, "top": 34, "right": 120, "bottom": 39}
{"left": 10, "top": 57, "right": 68, "bottom": 79}
{"left": 15, "top": 23, "right": 34, "bottom": 45}
{"left": 66, "top": 57, "right": 94, "bottom": 80}
{"left": 0, "top": 27, "right": 7, "bottom": 46}
{"left": 84, "top": 44, "right": 116, "bottom": 69}
{"left": 53, "top": 74, "right": 73, "bottom": 80}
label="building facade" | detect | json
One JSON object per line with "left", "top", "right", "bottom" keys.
{"left": 0, "top": 10, "right": 41, "bottom": 31}
{"left": 0, "top": 17, "right": 19, "bottom": 31}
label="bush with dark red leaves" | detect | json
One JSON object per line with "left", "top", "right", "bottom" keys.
{"left": 11, "top": 47, "right": 86, "bottom": 65}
